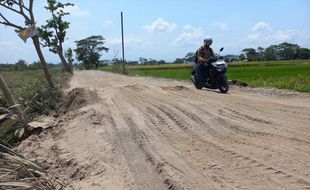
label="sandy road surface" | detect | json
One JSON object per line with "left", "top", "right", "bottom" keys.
{"left": 19, "top": 70, "right": 310, "bottom": 190}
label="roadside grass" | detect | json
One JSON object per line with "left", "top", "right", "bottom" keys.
{"left": 129, "top": 68, "right": 192, "bottom": 80}
{"left": 0, "top": 68, "right": 67, "bottom": 118}
{"left": 1, "top": 68, "right": 65, "bottom": 88}
{"left": 100, "top": 60, "right": 310, "bottom": 93}
{"left": 228, "top": 59, "right": 310, "bottom": 67}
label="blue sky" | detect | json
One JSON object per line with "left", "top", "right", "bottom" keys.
{"left": 0, "top": 0, "right": 309, "bottom": 64}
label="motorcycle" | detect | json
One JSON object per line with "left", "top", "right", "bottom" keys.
{"left": 190, "top": 47, "right": 229, "bottom": 93}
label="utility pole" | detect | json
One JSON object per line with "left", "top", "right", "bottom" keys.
{"left": 121, "top": 11, "right": 126, "bottom": 74}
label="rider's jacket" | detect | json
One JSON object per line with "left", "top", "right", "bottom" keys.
{"left": 197, "top": 46, "right": 214, "bottom": 63}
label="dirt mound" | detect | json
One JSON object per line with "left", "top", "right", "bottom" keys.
{"left": 17, "top": 109, "right": 99, "bottom": 189}
{"left": 162, "top": 85, "right": 190, "bottom": 91}
{"left": 230, "top": 80, "right": 248, "bottom": 87}
{"left": 56, "top": 88, "right": 98, "bottom": 116}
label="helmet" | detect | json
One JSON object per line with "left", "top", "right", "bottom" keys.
{"left": 204, "top": 37, "right": 213, "bottom": 46}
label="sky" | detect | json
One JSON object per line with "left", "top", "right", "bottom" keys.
{"left": 0, "top": 0, "right": 310, "bottom": 64}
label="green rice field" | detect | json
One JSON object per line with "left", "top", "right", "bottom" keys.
{"left": 100, "top": 60, "right": 310, "bottom": 92}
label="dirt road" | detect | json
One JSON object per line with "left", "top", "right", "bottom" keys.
{"left": 19, "top": 70, "right": 310, "bottom": 190}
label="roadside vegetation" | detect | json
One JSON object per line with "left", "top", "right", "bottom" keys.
{"left": 0, "top": 68, "right": 66, "bottom": 118}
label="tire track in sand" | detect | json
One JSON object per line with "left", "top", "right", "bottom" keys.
{"left": 121, "top": 85, "right": 310, "bottom": 189}
{"left": 105, "top": 98, "right": 167, "bottom": 190}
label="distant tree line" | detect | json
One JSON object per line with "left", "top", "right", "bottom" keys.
{"left": 180, "top": 42, "right": 310, "bottom": 63}
{"left": 0, "top": 59, "right": 61, "bottom": 71}
{"left": 98, "top": 57, "right": 168, "bottom": 68}
{"left": 2, "top": 41, "right": 309, "bottom": 72}
{"left": 240, "top": 42, "right": 310, "bottom": 61}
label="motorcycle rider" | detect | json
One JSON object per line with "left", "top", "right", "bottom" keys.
{"left": 197, "top": 37, "right": 215, "bottom": 85}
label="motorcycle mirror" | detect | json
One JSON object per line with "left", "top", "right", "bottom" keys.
{"left": 220, "top": 47, "right": 224, "bottom": 52}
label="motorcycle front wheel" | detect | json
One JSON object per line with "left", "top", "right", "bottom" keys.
{"left": 191, "top": 75, "right": 203, "bottom": 89}
{"left": 218, "top": 75, "right": 229, "bottom": 93}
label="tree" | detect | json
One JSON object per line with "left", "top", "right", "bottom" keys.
{"left": 297, "top": 48, "right": 310, "bottom": 59}
{"left": 183, "top": 52, "right": 196, "bottom": 63}
{"left": 27, "top": 61, "right": 41, "bottom": 70}
{"left": 264, "top": 45, "right": 278, "bottom": 61}
{"left": 224, "top": 55, "right": 239, "bottom": 62}
{"left": 241, "top": 48, "right": 257, "bottom": 61}
{"left": 0, "top": 0, "right": 56, "bottom": 88}
{"left": 173, "top": 58, "right": 184, "bottom": 64}
{"left": 139, "top": 57, "right": 148, "bottom": 65}
{"left": 74, "top": 35, "right": 109, "bottom": 69}
{"left": 239, "top": 54, "right": 247, "bottom": 61}
{"left": 15, "top": 59, "right": 27, "bottom": 70}
{"left": 257, "top": 46, "right": 265, "bottom": 61}
{"left": 158, "top": 59, "right": 166, "bottom": 65}
{"left": 126, "top": 60, "right": 139, "bottom": 65}
{"left": 146, "top": 58, "right": 158, "bottom": 65}
{"left": 65, "top": 47, "right": 74, "bottom": 68}
{"left": 277, "top": 42, "right": 299, "bottom": 60}
{"left": 38, "top": 0, "right": 73, "bottom": 74}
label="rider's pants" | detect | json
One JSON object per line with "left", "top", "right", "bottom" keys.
{"left": 198, "top": 63, "right": 210, "bottom": 84}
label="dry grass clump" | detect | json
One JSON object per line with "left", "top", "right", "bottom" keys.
{"left": 0, "top": 107, "right": 55, "bottom": 189}
{"left": 0, "top": 141, "right": 55, "bottom": 189}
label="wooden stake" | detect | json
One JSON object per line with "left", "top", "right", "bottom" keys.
{"left": 0, "top": 74, "right": 27, "bottom": 126}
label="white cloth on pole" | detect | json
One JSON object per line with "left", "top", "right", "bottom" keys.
{"left": 18, "top": 25, "right": 37, "bottom": 43}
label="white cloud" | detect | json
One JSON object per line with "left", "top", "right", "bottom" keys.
{"left": 264, "top": 30, "right": 310, "bottom": 42}
{"left": 144, "top": 18, "right": 177, "bottom": 33}
{"left": 272, "top": 31, "right": 291, "bottom": 41}
{"left": 245, "top": 33, "right": 262, "bottom": 42}
{"left": 252, "top": 22, "right": 272, "bottom": 31}
{"left": 244, "top": 29, "right": 310, "bottom": 48}
{"left": 62, "top": 5, "right": 90, "bottom": 16}
{"left": 172, "top": 25, "right": 205, "bottom": 48}
{"left": 213, "top": 22, "right": 229, "bottom": 31}
{"left": 183, "top": 25, "right": 195, "bottom": 30}
{"left": 107, "top": 37, "right": 146, "bottom": 59}
{"left": 103, "top": 20, "right": 113, "bottom": 28}
{"left": 125, "top": 38, "right": 143, "bottom": 48}
{"left": 108, "top": 37, "right": 143, "bottom": 48}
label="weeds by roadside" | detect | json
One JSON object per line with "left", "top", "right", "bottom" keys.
{"left": 0, "top": 68, "right": 69, "bottom": 120}
{"left": 14, "top": 79, "right": 61, "bottom": 119}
